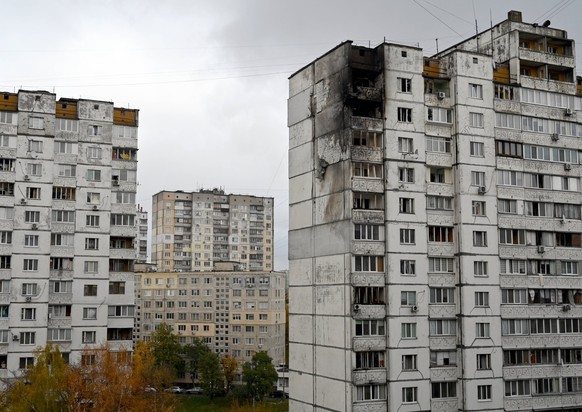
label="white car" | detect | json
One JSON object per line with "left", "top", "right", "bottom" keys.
{"left": 185, "top": 387, "right": 203, "bottom": 394}
{"left": 164, "top": 386, "right": 183, "bottom": 394}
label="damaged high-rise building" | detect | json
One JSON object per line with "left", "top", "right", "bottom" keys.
{"left": 288, "top": 10, "right": 582, "bottom": 412}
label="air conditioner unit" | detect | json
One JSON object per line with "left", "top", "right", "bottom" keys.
{"left": 23, "top": 175, "right": 30, "bottom": 181}
{"left": 562, "top": 304, "right": 571, "bottom": 311}
{"left": 564, "top": 163, "right": 572, "bottom": 171}
{"left": 353, "top": 304, "right": 361, "bottom": 312}
{"left": 551, "top": 133, "right": 560, "bottom": 141}
{"left": 20, "top": 198, "right": 26, "bottom": 205}
{"left": 92, "top": 205, "right": 98, "bottom": 211}
{"left": 25, "top": 297, "right": 31, "bottom": 303}
{"left": 437, "top": 92, "right": 446, "bottom": 100}
{"left": 478, "top": 186, "right": 486, "bottom": 194}
{"left": 12, "top": 335, "right": 19, "bottom": 341}
{"left": 411, "top": 305, "right": 419, "bottom": 312}
{"left": 31, "top": 224, "right": 38, "bottom": 230}
{"left": 537, "top": 246, "right": 545, "bottom": 253}
{"left": 565, "top": 108, "right": 573, "bottom": 116}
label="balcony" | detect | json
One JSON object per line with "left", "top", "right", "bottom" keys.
{"left": 347, "top": 85, "right": 382, "bottom": 102}
{"left": 520, "top": 75, "right": 576, "bottom": 94}
{"left": 505, "top": 393, "right": 582, "bottom": 411}
{"left": 353, "top": 402, "right": 386, "bottom": 412}
{"left": 430, "top": 399, "right": 458, "bottom": 412}
{"left": 352, "top": 369, "right": 386, "bottom": 385}
{"left": 519, "top": 47, "right": 575, "bottom": 68}
{"left": 352, "top": 336, "right": 386, "bottom": 352}
{"left": 352, "top": 305, "right": 386, "bottom": 320}
{"left": 351, "top": 177, "right": 384, "bottom": 194}
{"left": 351, "top": 116, "right": 382, "bottom": 132}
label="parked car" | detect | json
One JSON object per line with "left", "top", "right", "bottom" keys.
{"left": 144, "top": 386, "right": 157, "bottom": 393}
{"left": 184, "top": 387, "right": 203, "bottom": 394}
{"left": 270, "top": 390, "right": 289, "bottom": 399}
{"left": 164, "top": 386, "right": 183, "bottom": 394}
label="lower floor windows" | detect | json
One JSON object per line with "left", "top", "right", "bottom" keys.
{"left": 402, "top": 387, "right": 417, "bottom": 403}
{"left": 355, "top": 384, "right": 386, "bottom": 401}
{"left": 432, "top": 381, "right": 457, "bottom": 399}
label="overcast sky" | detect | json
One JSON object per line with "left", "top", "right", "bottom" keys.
{"left": 2, "top": 0, "right": 581, "bottom": 270}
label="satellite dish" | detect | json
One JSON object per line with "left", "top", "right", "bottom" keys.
{"left": 543, "top": 20, "right": 551, "bottom": 27}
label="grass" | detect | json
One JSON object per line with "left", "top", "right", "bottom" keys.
{"left": 176, "top": 395, "right": 288, "bottom": 412}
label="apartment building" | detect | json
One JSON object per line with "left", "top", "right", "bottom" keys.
{"left": 288, "top": 11, "right": 582, "bottom": 412}
{"left": 151, "top": 189, "right": 273, "bottom": 272}
{"left": 134, "top": 267, "right": 286, "bottom": 379}
{"left": 136, "top": 205, "right": 148, "bottom": 263}
{"left": 0, "top": 90, "right": 138, "bottom": 375}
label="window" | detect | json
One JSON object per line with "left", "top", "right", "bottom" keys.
{"left": 355, "top": 319, "right": 385, "bottom": 336}
{"left": 56, "top": 118, "right": 78, "bottom": 132}
{"left": 88, "top": 125, "right": 102, "bottom": 136}
{"left": 353, "top": 162, "right": 383, "bottom": 178}
{"left": 0, "top": 112, "right": 14, "bottom": 124}
{"left": 20, "top": 332, "right": 36, "bottom": 345}
{"left": 23, "top": 259, "right": 38, "bottom": 271}
{"left": 400, "top": 260, "right": 416, "bottom": 275}
{"left": 112, "top": 192, "right": 136, "bottom": 204}
{"left": 87, "top": 146, "right": 102, "bottom": 159}
{"left": 108, "top": 306, "right": 135, "bottom": 317}
{"left": 354, "top": 255, "right": 384, "bottom": 272}
{"left": 477, "top": 385, "right": 492, "bottom": 401}
{"left": 499, "top": 228, "right": 525, "bottom": 245}
{"left": 21, "top": 308, "right": 36, "bottom": 320}
{"left": 0, "top": 280, "right": 8, "bottom": 294}
{"left": 84, "top": 284, "right": 97, "bottom": 296}
{"left": 0, "top": 207, "right": 14, "bottom": 220}
{"left": 476, "top": 322, "right": 490, "bottom": 338}
{"left": 47, "top": 328, "right": 71, "bottom": 342}
{"left": 471, "top": 171, "right": 486, "bottom": 187}
{"left": 352, "top": 130, "right": 382, "bottom": 148}
{"left": 475, "top": 292, "right": 489, "bottom": 307}
{"left": 399, "top": 198, "right": 414, "bottom": 214}
{"left": 477, "top": 354, "right": 491, "bottom": 370}
{"left": 52, "top": 187, "right": 76, "bottom": 201}
{"left": 470, "top": 141, "right": 484, "bottom": 157}
{"left": 26, "top": 163, "right": 41, "bottom": 176}
{"left": 51, "top": 233, "right": 74, "bottom": 246}
{"left": 356, "top": 351, "right": 385, "bottom": 369}
{"left": 84, "top": 238, "right": 99, "bottom": 250}
{"left": 25, "top": 211, "right": 40, "bottom": 223}
{"left": 109, "top": 282, "right": 125, "bottom": 294}
{"left": 427, "top": 107, "right": 452, "bottom": 123}
{"left": 397, "top": 107, "right": 412, "bottom": 123}
{"left": 402, "top": 355, "right": 417, "bottom": 371}
{"left": 470, "top": 112, "right": 484, "bottom": 128}
{"left": 426, "top": 136, "right": 451, "bottom": 153}
{"left": 28, "top": 140, "right": 44, "bottom": 155}
{"left": 354, "top": 224, "right": 381, "bottom": 240}
{"left": 497, "top": 170, "right": 522, "bottom": 186}
{"left": 0, "top": 182, "right": 14, "bottom": 196}
{"left": 432, "top": 382, "right": 457, "bottom": 399}
{"left": 472, "top": 201, "right": 486, "bottom": 216}
{"left": 400, "top": 229, "right": 415, "bottom": 244}
{"left": 429, "top": 167, "right": 449, "bottom": 183}
{"left": 429, "top": 258, "right": 454, "bottom": 273}
{"left": 426, "top": 196, "right": 452, "bottom": 210}
{"left": 355, "top": 384, "right": 386, "bottom": 401}
{"left": 401, "top": 322, "right": 416, "bottom": 339}
{"left": 429, "top": 287, "right": 455, "bottom": 304}
{"left": 505, "top": 380, "right": 531, "bottom": 396}
{"left": 86, "top": 215, "right": 100, "bottom": 227}
{"left": 533, "top": 378, "right": 559, "bottom": 395}
{"left": 428, "top": 226, "right": 453, "bottom": 242}
{"left": 28, "top": 117, "right": 44, "bottom": 130}
{"left": 429, "top": 319, "right": 456, "bottom": 336}
{"left": 0, "top": 232, "right": 12, "bottom": 245}
{"left": 469, "top": 83, "right": 483, "bottom": 99}
{"left": 0, "top": 256, "right": 10, "bottom": 269}
{"left": 52, "top": 210, "right": 75, "bottom": 223}
{"left": 398, "top": 137, "right": 414, "bottom": 153}
{"left": 353, "top": 287, "right": 384, "bottom": 305}
{"left": 473, "top": 231, "right": 487, "bottom": 247}
{"left": 19, "top": 357, "right": 34, "bottom": 369}
{"left": 50, "top": 281, "right": 72, "bottom": 293}
{"left": 498, "top": 199, "right": 517, "bottom": 214}
{"left": 83, "top": 307, "right": 97, "bottom": 320}
{"left": 402, "top": 387, "right": 417, "bottom": 403}
{"left": 401, "top": 291, "right": 416, "bottom": 306}
{"left": 474, "top": 261, "right": 488, "bottom": 277}
{"left": 57, "top": 164, "right": 76, "bottom": 177}
{"left": 497, "top": 140, "right": 523, "bottom": 157}
{"left": 111, "top": 214, "right": 135, "bottom": 226}
{"left": 86, "top": 169, "right": 101, "bottom": 181}
{"left": 398, "top": 167, "right": 414, "bottom": 183}
{"left": 398, "top": 77, "right": 411, "bottom": 93}
{"left": 430, "top": 351, "right": 457, "bottom": 367}
{"left": 82, "top": 331, "right": 96, "bottom": 344}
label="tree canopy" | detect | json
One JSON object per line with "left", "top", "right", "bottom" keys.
{"left": 242, "top": 351, "right": 278, "bottom": 400}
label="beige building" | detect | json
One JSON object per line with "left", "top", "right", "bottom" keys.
{"left": 289, "top": 11, "right": 582, "bottom": 412}
{"left": 151, "top": 189, "right": 274, "bottom": 272}
{"left": 134, "top": 266, "right": 286, "bottom": 379}
{"left": 0, "top": 90, "right": 138, "bottom": 376}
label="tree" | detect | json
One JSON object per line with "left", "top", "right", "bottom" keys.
{"left": 0, "top": 344, "right": 69, "bottom": 412}
{"left": 221, "top": 355, "right": 238, "bottom": 392}
{"left": 198, "top": 350, "right": 224, "bottom": 399}
{"left": 150, "top": 323, "right": 184, "bottom": 381}
{"left": 181, "top": 338, "right": 209, "bottom": 386}
{"left": 242, "top": 351, "right": 278, "bottom": 401}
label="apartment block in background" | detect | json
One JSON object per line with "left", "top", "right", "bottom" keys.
{"left": 134, "top": 267, "right": 286, "bottom": 382}
{"left": 151, "top": 189, "right": 273, "bottom": 272}
{"left": 0, "top": 90, "right": 138, "bottom": 375}
{"left": 136, "top": 205, "right": 148, "bottom": 263}
{"left": 288, "top": 11, "right": 582, "bottom": 412}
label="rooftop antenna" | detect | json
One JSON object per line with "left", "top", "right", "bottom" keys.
{"left": 436, "top": 38, "right": 439, "bottom": 53}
